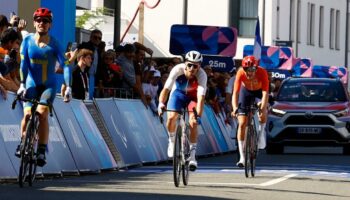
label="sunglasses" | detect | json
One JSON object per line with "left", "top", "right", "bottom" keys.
{"left": 93, "top": 35, "right": 102, "bottom": 40}
{"left": 244, "top": 66, "right": 257, "bottom": 72}
{"left": 187, "top": 63, "right": 200, "bottom": 69}
{"left": 35, "top": 18, "right": 51, "bottom": 24}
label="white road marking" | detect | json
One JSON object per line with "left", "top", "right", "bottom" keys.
{"left": 259, "top": 174, "right": 298, "bottom": 186}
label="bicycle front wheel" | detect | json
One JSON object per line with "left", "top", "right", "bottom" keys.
{"left": 244, "top": 126, "right": 251, "bottom": 178}
{"left": 18, "top": 121, "right": 34, "bottom": 187}
{"left": 173, "top": 125, "right": 182, "bottom": 187}
{"left": 182, "top": 130, "right": 190, "bottom": 186}
{"left": 250, "top": 122, "right": 258, "bottom": 177}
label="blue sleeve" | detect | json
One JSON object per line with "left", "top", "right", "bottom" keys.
{"left": 54, "top": 38, "right": 72, "bottom": 86}
{"left": 19, "top": 37, "right": 30, "bottom": 84}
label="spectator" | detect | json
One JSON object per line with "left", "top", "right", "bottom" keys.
{"left": 143, "top": 70, "right": 161, "bottom": 114}
{"left": 85, "top": 29, "right": 103, "bottom": 99}
{"left": 9, "top": 13, "right": 28, "bottom": 39}
{"left": 0, "top": 15, "right": 10, "bottom": 35}
{"left": 71, "top": 48, "right": 93, "bottom": 100}
{"left": 0, "top": 28, "right": 21, "bottom": 92}
{"left": 116, "top": 43, "right": 137, "bottom": 98}
{"left": 0, "top": 82, "right": 6, "bottom": 99}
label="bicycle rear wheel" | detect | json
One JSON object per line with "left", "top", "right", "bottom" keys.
{"left": 173, "top": 125, "right": 182, "bottom": 187}
{"left": 182, "top": 130, "right": 190, "bottom": 186}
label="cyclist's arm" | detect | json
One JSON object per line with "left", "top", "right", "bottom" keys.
{"left": 260, "top": 68, "right": 270, "bottom": 111}
{"left": 54, "top": 39, "right": 72, "bottom": 87}
{"left": 232, "top": 69, "right": 243, "bottom": 111}
{"left": 19, "top": 37, "right": 30, "bottom": 84}
{"left": 158, "top": 88, "right": 170, "bottom": 105}
{"left": 196, "top": 69, "right": 208, "bottom": 117}
{"left": 160, "top": 64, "right": 183, "bottom": 104}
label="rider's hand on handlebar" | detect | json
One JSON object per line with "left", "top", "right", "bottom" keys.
{"left": 231, "top": 107, "right": 238, "bottom": 118}
{"left": 157, "top": 102, "right": 165, "bottom": 116}
{"left": 63, "top": 86, "right": 72, "bottom": 102}
{"left": 17, "top": 83, "right": 26, "bottom": 97}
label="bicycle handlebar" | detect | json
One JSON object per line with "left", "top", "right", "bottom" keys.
{"left": 12, "top": 95, "right": 53, "bottom": 117}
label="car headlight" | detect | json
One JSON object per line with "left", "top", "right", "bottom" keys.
{"left": 270, "top": 108, "right": 286, "bottom": 117}
{"left": 333, "top": 108, "right": 349, "bottom": 117}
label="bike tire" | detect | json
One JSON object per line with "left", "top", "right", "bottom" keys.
{"left": 18, "top": 121, "right": 33, "bottom": 187}
{"left": 182, "top": 129, "right": 190, "bottom": 186}
{"left": 250, "top": 120, "right": 258, "bottom": 177}
{"left": 244, "top": 126, "right": 251, "bottom": 178}
{"left": 173, "top": 125, "right": 182, "bottom": 187}
{"left": 28, "top": 115, "right": 39, "bottom": 186}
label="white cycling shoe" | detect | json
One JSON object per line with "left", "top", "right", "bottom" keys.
{"left": 167, "top": 141, "right": 174, "bottom": 158}
{"left": 189, "top": 159, "right": 198, "bottom": 171}
{"left": 236, "top": 159, "right": 245, "bottom": 168}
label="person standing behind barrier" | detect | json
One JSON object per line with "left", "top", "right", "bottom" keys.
{"left": 116, "top": 43, "right": 136, "bottom": 98}
{"left": 15, "top": 8, "right": 74, "bottom": 167}
{"left": 158, "top": 50, "right": 207, "bottom": 171}
{"left": 71, "top": 49, "right": 93, "bottom": 100}
{"left": 86, "top": 29, "right": 103, "bottom": 100}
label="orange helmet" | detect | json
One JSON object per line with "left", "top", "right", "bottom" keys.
{"left": 242, "top": 55, "right": 258, "bottom": 68}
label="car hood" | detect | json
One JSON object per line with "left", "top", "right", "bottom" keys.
{"left": 272, "top": 101, "right": 349, "bottom": 111}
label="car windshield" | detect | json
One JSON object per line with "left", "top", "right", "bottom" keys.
{"left": 277, "top": 80, "right": 347, "bottom": 102}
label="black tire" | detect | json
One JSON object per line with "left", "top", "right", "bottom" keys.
{"left": 173, "top": 125, "right": 182, "bottom": 187}
{"left": 266, "top": 143, "right": 284, "bottom": 154}
{"left": 18, "top": 121, "right": 33, "bottom": 187}
{"left": 250, "top": 124, "right": 258, "bottom": 177}
{"left": 182, "top": 130, "right": 190, "bottom": 186}
{"left": 244, "top": 127, "right": 251, "bottom": 178}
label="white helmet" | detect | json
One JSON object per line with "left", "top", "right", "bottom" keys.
{"left": 185, "top": 50, "right": 203, "bottom": 63}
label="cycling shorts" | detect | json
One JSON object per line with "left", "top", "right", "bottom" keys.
{"left": 237, "top": 87, "right": 262, "bottom": 116}
{"left": 24, "top": 85, "right": 55, "bottom": 110}
{"left": 167, "top": 89, "right": 197, "bottom": 112}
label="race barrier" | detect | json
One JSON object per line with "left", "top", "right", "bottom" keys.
{"left": 0, "top": 92, "right": 237, "bottom": 180}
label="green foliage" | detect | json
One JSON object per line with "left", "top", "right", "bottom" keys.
{"left": 76, "top": 7, "right": 107, "bottom": 30}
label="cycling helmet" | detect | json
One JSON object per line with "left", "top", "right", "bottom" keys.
{"left": 242, "top": 55, "right": 258, "bottom": 68}
{"left": 185, "top": 50, "right": 203, "bottom": 63}
{"left": 33, "top": 8, "right": 53, "bottom": 20}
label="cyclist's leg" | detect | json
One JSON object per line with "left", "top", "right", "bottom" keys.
{"left": 187, "top": 101, "right": 198, "bottom": 170}
{"left": 166, "top": 90, "right": 185, "bottom": 158}
{"left": 36, "top": 86, "right": 55, "bottom": 166}
{"left": 236, "top": 87, "right": 252, "bottom": 167}
{"left": 15, "top": 86, "right": 36, "bottom": 157}
{"left": 255, "top": 90, "right": 268, "bottom": 149}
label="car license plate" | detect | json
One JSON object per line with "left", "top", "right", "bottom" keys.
{"left": 297, "top": 127, "right": 321, "bottom": 134}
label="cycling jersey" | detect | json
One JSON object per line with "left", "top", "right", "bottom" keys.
{"left": 234, "top": 66, "right": 269, "bottom": 115}
{"left": 20, "top": 34, "right": 71, "bottom": 107}
{"left": 164, "top": 63, "right": 207, "bottom": 111}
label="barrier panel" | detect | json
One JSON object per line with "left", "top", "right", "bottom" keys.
{"left": 95, "top": 98, "right": 141, "bottom": 167}
{"left": 113, "top": 99, "right": 164, "bottom": 163}
{"left": 200, "top": 105, "right": 225, "bottom": 154}
{"left": 0, "top": 93, "right": 24, "bottom": 179}
{"left": 70, "top": 99, "right": 118, "bottom": 170}
{"left": 215, "top": 112, "right": 236, "bottom": 151}
{"left": 54, "top": 97, "right": 100, "bottom": 173}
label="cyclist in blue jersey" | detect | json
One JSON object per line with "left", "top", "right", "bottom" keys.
{"left": 158, "top": 50, "right": 207, "bottom": 171}
{"left": 15, "top": 8, "right": 74, "bottom": 167}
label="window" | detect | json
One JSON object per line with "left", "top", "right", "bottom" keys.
{"left": 335, "top": 10, "right": 340, "bottom": 50}
{"left": 307, "top": 3, "right": 315, "bottom": 45}
{"left": 330, "top": 8, "right": 335, "bottom": 49}
{"left": 319, "top": 6, "right": 324, "bottom": 47}
{"left": 239, "top": 0, "right": 259, "bottom": 37}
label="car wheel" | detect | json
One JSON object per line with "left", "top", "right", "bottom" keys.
{"left": 343, "top": 144, "right": 350, "bottom": 155}
{"left": 266, "top": 143, "right": 284, "bottom": 154}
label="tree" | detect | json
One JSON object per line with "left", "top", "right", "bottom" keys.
{"left": 76, "top": 7, "right": 106, "bottom": 30}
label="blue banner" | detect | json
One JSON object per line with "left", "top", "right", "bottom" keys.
{"left": 202, "top": 55, "right": 235, "bottom": 72}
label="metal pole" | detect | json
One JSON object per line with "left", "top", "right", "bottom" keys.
{"left": 114, "top": 0, "right": 121, "bottom": 49}
{"left": 345, "top": 0, "right": 349, "bottom": 67}
{"left": 139, "top": 2, "right": 145, "bottom": 44}
{"left": 183, "top": 0, "right": 188, "bottom": 24}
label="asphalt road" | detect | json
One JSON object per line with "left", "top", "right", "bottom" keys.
{"left": 1, "top": 147, "right": 350, "bottom": 200}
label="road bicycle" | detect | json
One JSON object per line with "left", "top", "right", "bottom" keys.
{"left": 243, "top": 102, "right": 259, "bottom": 178}
{"left": 12, "top": 95, "right": 53, "bottom": 187}
{"left": 160, "top": 107, "right": 199, "bottom": 187}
